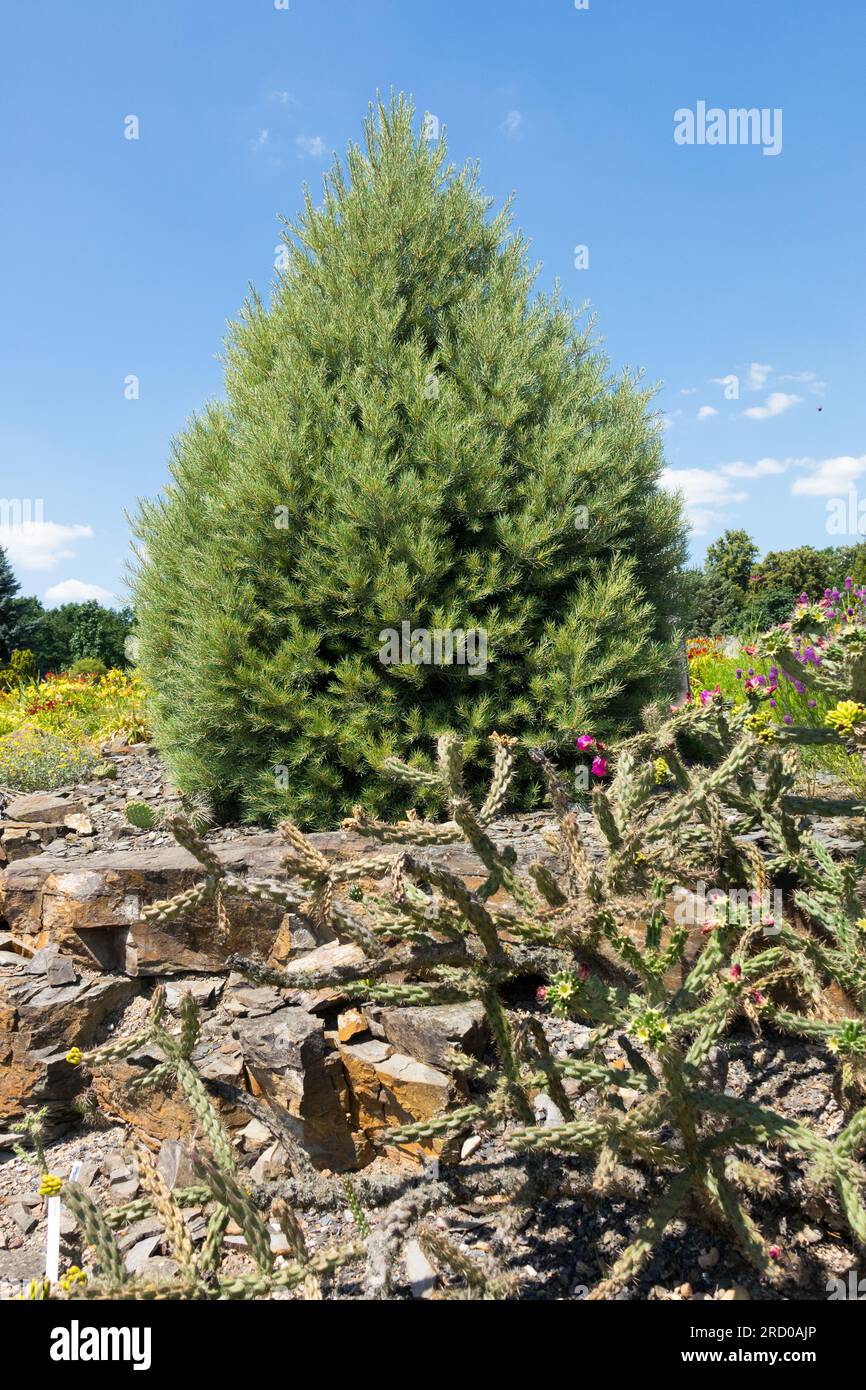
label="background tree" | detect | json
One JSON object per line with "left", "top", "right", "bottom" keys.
{"left": 133, "top": 95, "right": 688, "bottom": 827}
{"left": 67, "top": 602, "right": 134, "bottom": 668}
{"left": 0, "top": 546, "right": 37, "bottom": 661}
{"left": 705, "top": 529, "right": 759, "bottom": 593}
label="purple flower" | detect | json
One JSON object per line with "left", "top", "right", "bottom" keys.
{"left": 794, "top": 680, "right": 804, "bottom": 694}
{"left": 783, "top": 714, "right": 793, "bottom": 724}
{"left": 808, "top": 699, "right": 817, "bottom": 708}
{"left": 735, "top": 668, "right": 743, "bottom": 679}
{"left": 846, "top": 576, "right": 853, "bottom": 590}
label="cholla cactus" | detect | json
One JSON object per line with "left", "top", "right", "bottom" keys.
{"left": 89, "top": 664, "right": 866, "bottom": 1299}
{"left": 56, "top": 986, "right": 365, "bottom": 1300}
{"left": 224, "top": 706, "right": 866, "bottom": 1298}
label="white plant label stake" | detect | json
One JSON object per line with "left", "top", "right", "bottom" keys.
{"left": 45, "top": 1159, "right": 81, "bottom": 1284}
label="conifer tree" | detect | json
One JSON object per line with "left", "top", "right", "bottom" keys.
{"left": 0, "top": 545, "right": 28, "bottom": 662}
{"left": 133, "top": 95, "right": 687, "bottom": 827}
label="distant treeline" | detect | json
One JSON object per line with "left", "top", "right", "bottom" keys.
{"left": 681, "top": 530, "right": 866, "bottom": 636}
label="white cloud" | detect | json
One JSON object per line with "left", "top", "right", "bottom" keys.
{"left": 746, "top": 362, "right": 773, "bottom": 391}
{"left": 0, "top": 520, "right": 94, "bottom": 572}
{"left": 269, "top": 91, "right": 295, "bottom": 105}
{"left": 778, "top": 370, "right": 827, "bottom": 396}
{"left": 722, "top": 457, "right": 788, "bottom": 479}
{"left": 250, "top": 128, "right": 270, "bottom": 152}
{"left": 44, "top": 578, "right": 116, "bottom": 606}
{"left": 791, "top": 455, "right": 866, "bottom": 497}
{"left": 295, "top": 134, "right": 326, "bottom": 158}
{"left": 659, "top": 467, "right": 747, "bottom": 534}
{"left": 501, "top": 110, "right": 522, "bottom": 137}
{"left": 697, "top": 405, "right": 719, "bottom": 421}
{"left": 743, "top": 391, "right": 801, "bottom": 421}
{"left": 679, "top": 387, "right": 698, "bottom": 396}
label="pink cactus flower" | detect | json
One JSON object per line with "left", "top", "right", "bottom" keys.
{"left": 577, "top": 735, "right": 595, "bottom": 750}
{"left": 591, "top": 756, "right": 608, "bottom": 778}
{"left": 730, "top": 964, "right": 742, "bottom": 981}
{"left": 577, "top": 963, "right": 590, "bottom": 983}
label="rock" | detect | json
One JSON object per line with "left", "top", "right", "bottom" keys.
{"left": 124, "top": 1235, "right": 161, "bottom": 1272}
{"left": 157, "top": 1139, "right": 198, "bottom": 1190}
{"left": 222, "top": 978, "right": 285, "bottom": 1018}
{"left": 2, "top": 829, "right": 42, "bottom": 861}
{"left": 133, "top": 1256, "right": 180, "bottom": 1282}
{"left": 404, "top": 1238, "right": 437, "bottom": 1298}
{"left": 339, "top": 1039, "right": 458, "bottom": 1157}
{"left": 46, "top": 955, "right": 78, "bottom": 987}
{"left": 337, "top": 1008, "right": 368, "bottom": 1043}
{"left": 460, "top": 1135, "right": 482, "bottom": 1161}
{"left": 0, "top": 970, "right": 136, "bottom": 1123}
{"left": 375, "top": 1001, "right": 488, "bottom": 1070}
{"left": 5, "top": 792, "right": 86, "bottom": 825}
{"left": 280, "top": 940, "right": 366, "bottom": 1009}
{"left": 164, "top": 977, "right": 220, "bottom": 1010}
{"left": 0, "top": 840, "right": 301, "bottom": 974}
{"left": 533, "top": 1092, "right": 565, "bottom": 1126}
{"left": 249, "top": 1141, "right": 288, "bottom": 1183}
{"left": 64, "top": 814, "right": 94, "bottom": 836}
{"left": 7, "top": 1201, "right": 38, "bottom": 1234}
{"left": 0, "top": 1247, "right": 46, "bottom": 1283}
{"left": 698, "top": 1247, "right": 720, "bottom": 1270}
{"left": 191, "top": 1038, "right": 245, "bottom": 1082}
{"left": 239, "top": 1118, "right": 271, "bottom": 1152}
{"left": 117, "top": 1218, "right": 165, "bottom": 1253}
{"left": 233, "top": 1007, "right": 357, "bottom": 1172}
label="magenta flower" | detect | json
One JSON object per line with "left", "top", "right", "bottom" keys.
{"left": 591, "top": 755, "right": 608, "bottom": 778}
{"left": 768, "top": 1245, "right": 781, "bottom": 1261}
{"left": 730, "top": 964, "right": 742, "bottom": 981}
{"left": 577, "top": 963, "right": 590, "bottom": 983}
{"left": 536, "top": 986, "right": 548, "bottom": 1002}
{"left": 576, "top": 734, "right": 595, "bottom": 750}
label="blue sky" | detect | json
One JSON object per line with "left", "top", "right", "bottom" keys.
{"left": 1, "top": 0, "right": 864, "bottom": 606}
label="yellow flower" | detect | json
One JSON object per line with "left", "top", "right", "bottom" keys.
{"left": 39, "top": 1173, "right": 63, "bottom": 1197}
{"left": 59, "top": 1264, "right": 87, "bottom": 1291}
{"left": 827, "top": 1036, "right": 840, "bottom": 1054}
{"left": 856, "top": 919, "right": 866, "bottom": 934}
{"left": 825, "top": 700, "right": 866, "bottom": 737}
{"left": 66, "top": 1046, "right": 83, "bottom": 1066}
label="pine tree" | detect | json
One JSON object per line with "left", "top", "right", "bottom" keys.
{"left": 133, "top": 95, "right": 687, "bottom": 827}
{"left": 0, "top": 546, "right": 26, "bottom": 663}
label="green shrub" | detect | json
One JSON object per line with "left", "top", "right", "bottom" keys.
{"left": 0, "top": 648, "right": 37, "bottom": 691}
{"left": 0, "top": 726, "right": 98, "bottom": 791}
{"left": 66, "top": 657, "right": 108, "bottom": 678}
{"left": 133, "top": 95, "right": 686, "bottom": 828}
